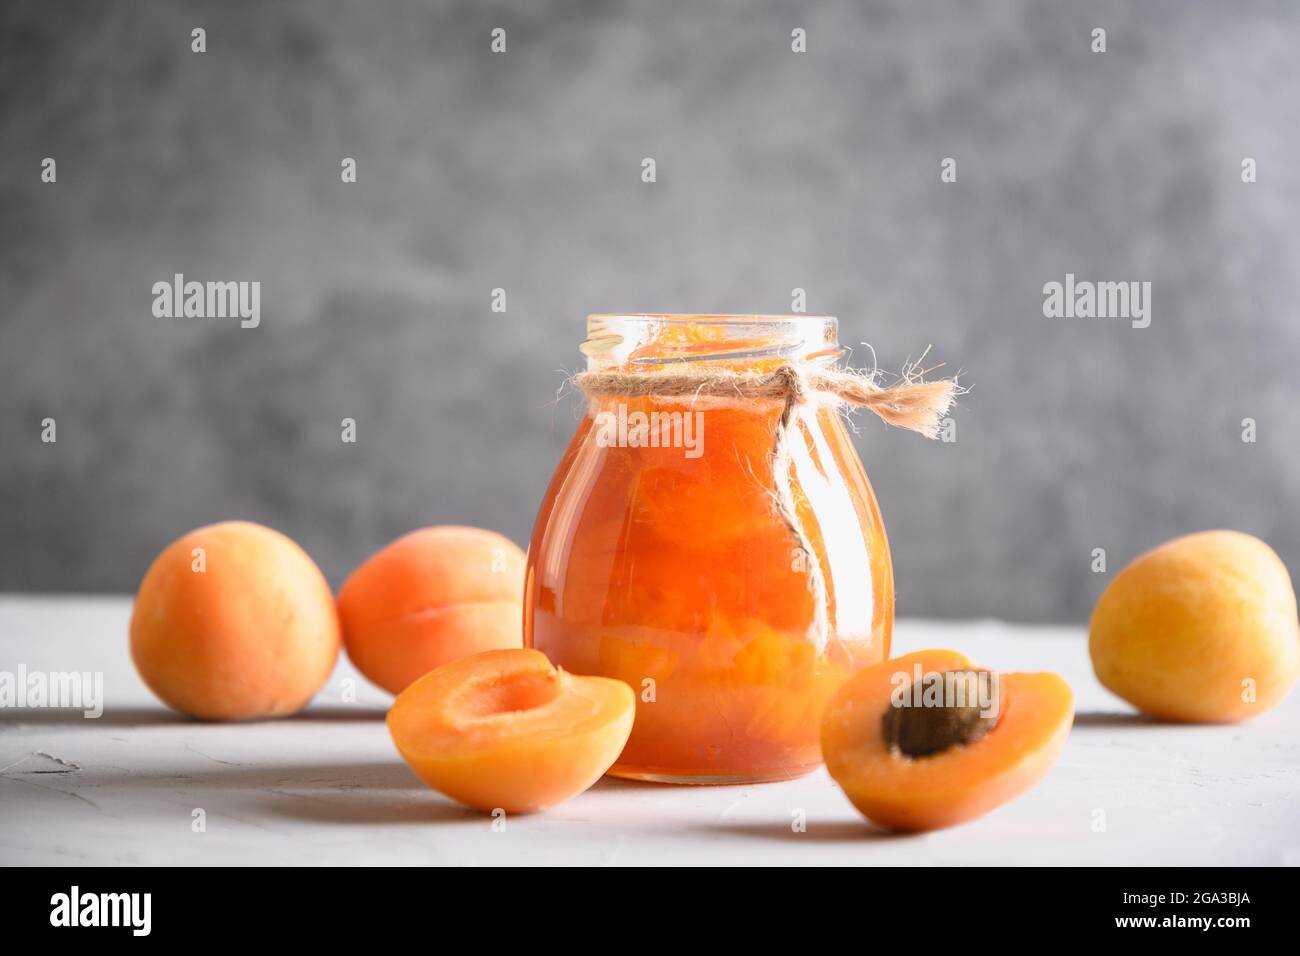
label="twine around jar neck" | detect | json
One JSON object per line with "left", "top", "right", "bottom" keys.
{"left": 575, "top": 361, "right": 958, "bottom": 438}
{"left": 574, "top": 351, "right": 962, "bottom": 652}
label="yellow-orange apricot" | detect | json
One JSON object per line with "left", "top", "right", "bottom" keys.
{"left": 338, "top": 526, "right": 525, "bottom": 695}
{"left": 1090, "top": 530, "right": 1300, "bottom": 722}
{"left": 130, "top": 521, "right": 340, "bottom": 720}
{"left": 821, "top": 649, "right": 1074, "bottom": 832}
{"left": 387, "top": 648, "right": 635, "bottom": 813}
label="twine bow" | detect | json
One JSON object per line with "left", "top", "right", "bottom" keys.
{"left": 576, "top": 362, "right": 957, "bottom": 438}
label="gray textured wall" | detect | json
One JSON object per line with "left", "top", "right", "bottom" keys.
{"left": 2, "top": 0, "right": 1297, "bottom": 622}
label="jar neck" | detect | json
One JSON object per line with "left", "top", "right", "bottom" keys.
{"left": 582, "top": 314, "right": 843, "bottom": 371}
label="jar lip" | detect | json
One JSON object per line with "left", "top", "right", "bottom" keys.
{"left": 588, "top": 313, "right": 836, "bottom": 324}
{"left": 583, "top": 313, "right": 842, "bottom": 368}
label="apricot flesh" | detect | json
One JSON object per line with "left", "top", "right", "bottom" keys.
{"left": 387, "top": 648, "right": 635, "bottom": 813}
{"left": 338, "top": 526, "right": 526, "bottom": 695}
{"left": 1089, "top": 530, "right": 1300, "bottom": 723}
{"left": 821, "top": 650, "right": 1074, "bottom": 832}
{"left": 130, "top": 521, "right": 341, "bottom": 720}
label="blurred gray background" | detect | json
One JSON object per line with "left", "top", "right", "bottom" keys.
{"left": 2, "top": 0, "right": 1297, "bottom": 622}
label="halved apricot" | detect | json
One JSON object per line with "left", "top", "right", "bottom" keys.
{"left": 387, "top": 649, "right": 635, "bottom": 813}
{"left": 821, "top": 649, "right": 1074, "bottom": 832}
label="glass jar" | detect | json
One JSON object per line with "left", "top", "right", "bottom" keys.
{"left": 524, "top": 314, "right": 893, "bottom": 783}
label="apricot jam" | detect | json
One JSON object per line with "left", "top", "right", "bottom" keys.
{"left": 524, "top": 315, "right": 893, "bottom": 783}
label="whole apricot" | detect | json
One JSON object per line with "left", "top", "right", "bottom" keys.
{"left": 338, "top": 526, "right": 526, "bottom": 695}
{"left": 1089, "top": 530, "right": 1300, "bottom": 722}
{"left": 130, "top": 521, "right": 341, "bottom": 720}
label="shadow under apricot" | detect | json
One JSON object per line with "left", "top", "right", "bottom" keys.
{"left": 0, "top": 707, "right": 184, "bottom": 728}
{"left": 695, "top": 820, "right": 908, "bottom": 843}
{"left": 1071, "top": 710, "right": 1155, "bottom": 728}
{"left": 588, "top": 774, "right": 757, "bottom": 793}
{"left": 262, "top": 789, "right": 480, "bottom": 826}
{"left": 0, "top": 705, "right": 389, "bottom": 727}
{"left": 17, "top": 760, "right": 421, "bottom": 795}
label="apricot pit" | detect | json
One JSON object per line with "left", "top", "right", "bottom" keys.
{"left": 881, "top": 670, "right": 999, "bottom": 758}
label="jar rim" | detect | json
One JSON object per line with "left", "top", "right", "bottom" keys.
{"left": 582, "top": 313, "right": 842, "bottom": 368}
{"left": 587, "top": 313, "right": 836, "bottom": 324}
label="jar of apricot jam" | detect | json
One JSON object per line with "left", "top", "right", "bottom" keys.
{"left": 525, "top": 314, "right": 893, "bottom": 783}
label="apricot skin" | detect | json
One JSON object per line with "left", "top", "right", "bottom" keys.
{"left": 130, "top": 521, "right": 341, "bottom": 721}
{"left": 338, "top": 527, "right": 526, "bottom": 695}
{"left": 1089, "top": 530, "right": 1300, "bottom": 723}
{"left": 388, "top": 649, "right": 635, "bottom": 813}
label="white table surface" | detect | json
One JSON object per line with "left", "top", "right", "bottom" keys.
{"left": 1, "top": 595, "right": 1297, "bottom": 866}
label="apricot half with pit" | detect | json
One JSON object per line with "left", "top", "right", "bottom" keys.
{"left": 338, "top": 526, "right": 526, "bottom": 695}
{"left": 1089, "top": 530, "right": 1300, "bottom": 722}
{"left": 387, "top": 648, "right": 635, "bottom": 813}
{"left": 821, "top": 649, "right": 1074, "bottom": 832}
